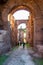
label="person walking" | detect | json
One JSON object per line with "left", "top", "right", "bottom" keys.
{"left": 23, "top": 42, "right": 25, "bottom": 48}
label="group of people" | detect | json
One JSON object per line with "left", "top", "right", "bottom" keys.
{"left": 19, "top": 41, "right": 25, "bottom": 48}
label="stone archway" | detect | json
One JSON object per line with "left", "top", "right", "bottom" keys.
{"left": 10, "top": 8, "right": 34, "bottom": 47}
{"left": 2, "top": 5, "right": 34, "bottom": 47}
{"left": 17, "top": 23, "right": 26, "bottom": 43}
{"left": 1, "top": 0, "right": 43, "bottom": 48}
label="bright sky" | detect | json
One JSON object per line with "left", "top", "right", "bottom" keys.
{"left": 13, "top": 10, "right": 30, "bottom": 20}
{"left": 18, "top": 23, "right": 26, "bottom": 29}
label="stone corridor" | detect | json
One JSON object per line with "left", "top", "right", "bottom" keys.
{"left": 0, "top": 0, "right": 43, "bottom": 65}
{"left": 3, "top": 46, "right": 35, "bottom": 65}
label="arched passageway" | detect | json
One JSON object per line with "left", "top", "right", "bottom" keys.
{"left": 17, "top": 23, "right": 26, "bottom": 44}
{"left": 0, "top": 0, "right": 43, "bottom": 55}
{"left": 8, "top": 9, "right": 34, "bottom": 47}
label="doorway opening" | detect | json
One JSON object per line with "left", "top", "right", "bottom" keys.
{"left": 13, "top": 9, "right": 30, "bottom": 44}
{"left": 17, "top": 23, "right": 26, "bottom": 44}
{"left": 8, "top": 8, "right": 34, "bottom": 47}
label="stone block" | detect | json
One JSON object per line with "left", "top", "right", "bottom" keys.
{"left": 0, "top": 30, "right": 11, "bottom": 55}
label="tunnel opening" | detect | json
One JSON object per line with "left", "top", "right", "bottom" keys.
{"left": 17, "top": 23, "right": 26, "bottom": 45}
{"left": 13, "top": 9, "right": 30, "bottom": 45}
{"left": 8, "top": 6, "right": 34, "bottom": 47}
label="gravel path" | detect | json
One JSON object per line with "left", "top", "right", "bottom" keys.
{"left": 3, "top": 46, "right": 35, "bottom": 65}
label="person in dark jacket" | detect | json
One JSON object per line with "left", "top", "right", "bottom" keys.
{"left": 23, "top": 42, "right": 25, "bottom": 48}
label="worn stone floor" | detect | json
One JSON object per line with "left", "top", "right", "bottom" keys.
{"left": 3, "top": 45, "right": 35, "bottom": 65}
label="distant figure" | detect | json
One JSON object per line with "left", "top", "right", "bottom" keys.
{"left": 23, "top": 42, "right": 25, "bottom": 48}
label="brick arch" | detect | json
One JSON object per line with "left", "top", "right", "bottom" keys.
{"left": 17, "top": 22, "right": 26, "bottom": 29}
{"left": 2, "top": 0, "right": 43, "bottom": 48}
{"left": 9, "top": 5, "right": 32, "bottom": 15}
{"left": 2, "top": 0, "right": 41, "bottom": 22}
{"left": 16, "top": 20, "right": 28, "bottom": 28}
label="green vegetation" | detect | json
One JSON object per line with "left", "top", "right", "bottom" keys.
{"left": 26, "top": 43, "right": 31, "bottom": 48}
{"left": 0, "top": 45, "right": 18, "bottom": 65}
{"left": 23, "top": 29, "right": 26, "bottom": 33}
{"left": 33, "top": 58, "right": 43, "bottom": 65}
{"left": 0, "top": 55, "right": 9, "bottom": 65}
{"left": 12, "top": 45, "right": 18, "bottom": 51}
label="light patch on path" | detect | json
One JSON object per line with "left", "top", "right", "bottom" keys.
{"left": 21, "top": 54, "right": 35, "bottom": 65}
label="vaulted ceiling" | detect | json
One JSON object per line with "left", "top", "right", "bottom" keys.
{"left": 0, "top": 0, "right": 43, "bottom": 11}
{"left": 0, "top": 0, "right": 43, "bottom": 22}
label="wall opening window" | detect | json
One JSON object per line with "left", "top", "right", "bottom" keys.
{"left": 13, "top": 10, "right": 30, "bottom": 20}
